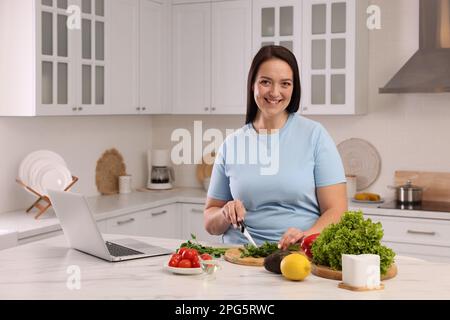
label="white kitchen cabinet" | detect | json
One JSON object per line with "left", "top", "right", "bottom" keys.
{"left": 106, "top": 211, "right": 142, "bottom": 235}
{"left": 139, "top": 0, "right": 165, "bottom": 114}
{"left": 139, "top": 204, "right": 180, "bottom": 238}
{"left": 108, "top": 0, "right": 139, "bottom": 114}
{"left": 0, "top": 0, "right": 109, "bottom": 116}
{"left": 172, "top": 0, "right": 251, "bottom": 115}
{"left": 252, "top": 0, "right": 302, "bottom": 59}
{"left": 365, "top": 213, "right": 450, "bottom": 263}
{"left": 300, "top": 0, "right": 368, "bottom": 115}
{"left": 181, "top": 203, "right": 223, "bottom": 243}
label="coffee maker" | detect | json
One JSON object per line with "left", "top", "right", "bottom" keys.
{"left": 147, "top": 149, "right": 175, "bottom": 190}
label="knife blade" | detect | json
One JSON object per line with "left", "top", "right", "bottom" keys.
{"left": 239, "top": 221, "right": 257, "bottom": 247}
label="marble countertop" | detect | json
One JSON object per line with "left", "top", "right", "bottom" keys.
{"left": 1, "top": 234, "right": 449, "bottom": 300}
{"left": 1, "top": 187, "right": 450, "bottom": 242}
{"left": 0, "top": 187, "right": 208, "bottom": 240}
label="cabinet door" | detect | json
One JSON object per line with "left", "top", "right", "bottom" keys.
{"left": 182, "top": 204, "right": 222, "bottom": 244}
{"left": 172, "top": 3, "right": 211, "bottom": 114}
{"left": 211, "top": 0, "right": 251, "bottom": 115}
{"left": 36, "top": 0, "right": 75, "bottom": 115}
{"left": 107, "top": 0, "right": 139, "bottom": 114}
{"left": 301, "top": 0, "right": 356, "bottom": 115}
{"left": 76, "top": 0, "right": 110, "bottom": 114}
{"left": 106, "top": 212, "right": 141, "bottom": 235}
{"left": 140, "top": 204, "right": 180, "bottom": 238}
{"left": 252, "top": 0, "right": 301, "bottom": 58}
{"left": 139, "top": 0, "right": 163, "bottom": 114}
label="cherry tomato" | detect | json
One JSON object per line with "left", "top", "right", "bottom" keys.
{"left": 191, "top": 256, "right": 201, "bottom": 268}
{"left": 169, "top": 253, "right": 182, "bottom": 265}
{"left": 178, "top": 247, "right": 188, "bottom": 256}
{"left": 200, "top": 253, "right": 213, "bottom": 261}
{"left": 168, "top": 259, "right": 179, "bottom": 267}
{"left": 178, "top": 259, "right": 192, "bottom": 268}
{"left": 182, "top": 248, "right": 199, "bottom": 261}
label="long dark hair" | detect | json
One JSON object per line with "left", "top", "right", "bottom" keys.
{"left": 245, "top": 45, "right": 301, "bottom": 124}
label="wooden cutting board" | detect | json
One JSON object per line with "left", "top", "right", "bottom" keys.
{"left": 223, "top": 248, "right": 307, "bottom": 267}
{"left": 223, "top": 248, "right": 265, "bottom": 266}
{"left": 311, "top": 263, "right": 398, "bottom": 281}
{"left": 395, "top": 171, "right": 450, "bottom": 203}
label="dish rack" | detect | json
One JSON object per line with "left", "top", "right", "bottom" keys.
{"left": 16, "top": 176, "right": 78, "bottom": 219}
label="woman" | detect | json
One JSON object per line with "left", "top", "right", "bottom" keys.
{"left": 204, "top": 45, "right": 347, "bottom": 250}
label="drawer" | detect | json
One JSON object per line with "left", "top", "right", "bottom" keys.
{"left": 383, "top": 241, "right": 450, "bottom": 262}
{"left": 367, "top": 215, "right": 450, "bottom": 247}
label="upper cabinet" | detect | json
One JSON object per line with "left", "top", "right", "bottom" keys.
{"left": 252, "top": 0, "right": 302, "bottom": 59}
{"left": 172, "top": 0, "right": 252, "bottom": 114}
{"left": 300, "top": 0, "right": 368, "bottom": 115}
{"left": 0, "top": 0, "right": 166, "bottom": 116}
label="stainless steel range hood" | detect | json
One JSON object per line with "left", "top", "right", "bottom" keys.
{"left": 379, "top": 0, "right": 450, "bottom": 93}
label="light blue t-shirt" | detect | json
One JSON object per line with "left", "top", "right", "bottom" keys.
{"left": 207, "top": 113, "right": 346, "bottom": 245}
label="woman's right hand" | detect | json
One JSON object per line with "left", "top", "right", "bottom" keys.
{"left": 221, "top": 199, "right": 246, "bottom": 229}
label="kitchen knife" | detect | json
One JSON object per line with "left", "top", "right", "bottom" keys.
{"left": 239, "top": 221, "right": 257, "bottom": 247}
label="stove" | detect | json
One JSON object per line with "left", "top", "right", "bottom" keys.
{"left": 378, "top": 200, "right": 450, "bottom": 213}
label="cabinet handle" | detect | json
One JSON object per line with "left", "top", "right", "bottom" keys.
{"left": 151, "top": 210, "right": 167, "bottom": 217}
{"left": 303, "top": 107, "right": 308, "bottom": 111}
{"left": 78, "top": 107, "right": 83, "bottom": 111}
{"left": 407, "top": 230, "right": 436, "bottom": 236}
{"left": 204, "top": 107, "right": 209, "bottom": 111}
{"left": 136, "top": 107, "right": 141, "bottom": 111}
{"left": 116, "top": 218, "right": 135, "bottom": 226}
{"left": 72, "top": 107, "right": 77, "bottom": 111}
{"left": 142, "top": 107, "right": 146, "bottom": 111}
{"left": 191, "top": 209, "right": 203, "bottom": 214}
{"left": 211, "top": 107, "right": 216, "bottom": 111}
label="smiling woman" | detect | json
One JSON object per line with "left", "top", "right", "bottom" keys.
{"left": 204, "top": 45, "right": 348, "bottom": 249}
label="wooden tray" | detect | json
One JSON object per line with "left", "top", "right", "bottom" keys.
{"left": 95, "top": 148, "right": 127, "bottom": 195}
{"left": 311, "top": 263, "right": 398, "bottom": 281}
{"left": 196, "top": 152, "right": 215, "bottom": 184}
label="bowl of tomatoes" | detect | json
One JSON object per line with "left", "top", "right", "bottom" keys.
{"left": 165, "top": 247, "right": 214, "bottom": 275}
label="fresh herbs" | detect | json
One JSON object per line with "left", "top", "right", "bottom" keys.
{"left": 178, "top": 234, "right": 228, "bottom": 258}
{"left": 239, "top": 242, "right": 300, "bottom": 258}
{"left": 311, "top": 211, "right": 396, "bottom": 275}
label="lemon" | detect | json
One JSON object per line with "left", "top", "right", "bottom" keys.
{"left": 280, "top": 253, "right": 311, "bottom": 281}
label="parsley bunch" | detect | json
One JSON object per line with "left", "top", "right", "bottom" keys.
{"left": 178, "top": 234, "right": 228, "bottom": 258}
{"left": 239, "top": 242, "right": 300, "bottom": 258}
{"left": 311, "top": 211, "right": 396, "bottom": 274}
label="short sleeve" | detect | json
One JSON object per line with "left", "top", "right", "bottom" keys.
{"left": 313, "top": 125, "right": 346, "bottom": 187}
{"left": 207, "top": 143, "right": 233, "bottom": 201}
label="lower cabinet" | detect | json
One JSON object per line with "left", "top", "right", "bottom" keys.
{"left": 181, "top": 204, "right": 223, "bottom": 244}
{"left": 364, "top": 213, "right": 450, "bottom": 263}
{"left": 101, "top": 203, "right": 222, "bottom": 243}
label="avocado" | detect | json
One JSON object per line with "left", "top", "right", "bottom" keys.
{"left": 264, "top": 250, "right": 291, "bottom": 274}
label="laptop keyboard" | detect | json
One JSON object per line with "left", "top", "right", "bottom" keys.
{"left": 106, "top": 241, "right": 144, "bottom": 257}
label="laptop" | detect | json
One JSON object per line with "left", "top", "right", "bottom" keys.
{"left": 48, "top": 190, "right": 173, "bottom": 262}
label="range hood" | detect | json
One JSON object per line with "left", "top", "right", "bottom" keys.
{"left": 379, "top": 0, "right": 450, "bottom": 93}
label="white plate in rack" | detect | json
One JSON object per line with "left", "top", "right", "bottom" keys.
{"left": 18, "top": 150, "right": 67, "bottom": 185}
{"left": 37, "top": 163, "right": 72, "bottom": 196}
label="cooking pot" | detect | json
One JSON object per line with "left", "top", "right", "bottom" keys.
{"left": 389, "top": 180, "right": 423, "bottom": 204}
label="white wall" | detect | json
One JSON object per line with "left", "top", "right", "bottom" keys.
{"left": 0, "top": 116, "right": 152, "bottom": 213}
{"left": 152, "top": 0, "right": 450, "bottom": 199}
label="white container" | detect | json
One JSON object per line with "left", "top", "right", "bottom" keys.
{"left": 119, "top": 175, "right": 132, "bottom": 194}
{"left": 342, "top": 254, "right": 381, "bottom": 289}
{"left": 346, "top": 174, "right": 357, "bottom": 199}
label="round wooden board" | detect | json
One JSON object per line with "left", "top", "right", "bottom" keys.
{"left": 311, "top": 263, "right": 398, "bottom": 281}
{"left": 223, "top": 248, "right": 265, "bottom": 266}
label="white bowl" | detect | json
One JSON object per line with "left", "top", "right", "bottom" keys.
{"left": 203, "top": 178, "right": 210, "bottom": 192}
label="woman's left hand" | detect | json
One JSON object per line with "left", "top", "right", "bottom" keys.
{"left": 278, "top": 228, "right": 305, "bottom": 250}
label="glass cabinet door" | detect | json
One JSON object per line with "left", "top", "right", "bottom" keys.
{"left": 39, "top": 0, "right": 71, "bottom": 109}
{"left": 301, "top": 0, "right": 355, "bottom": 114}
{"left": 80, "top": 0, "right": 106, "bottom": 111}
{"left": 253, "top": 0, "right": 301, "bottom": 58}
